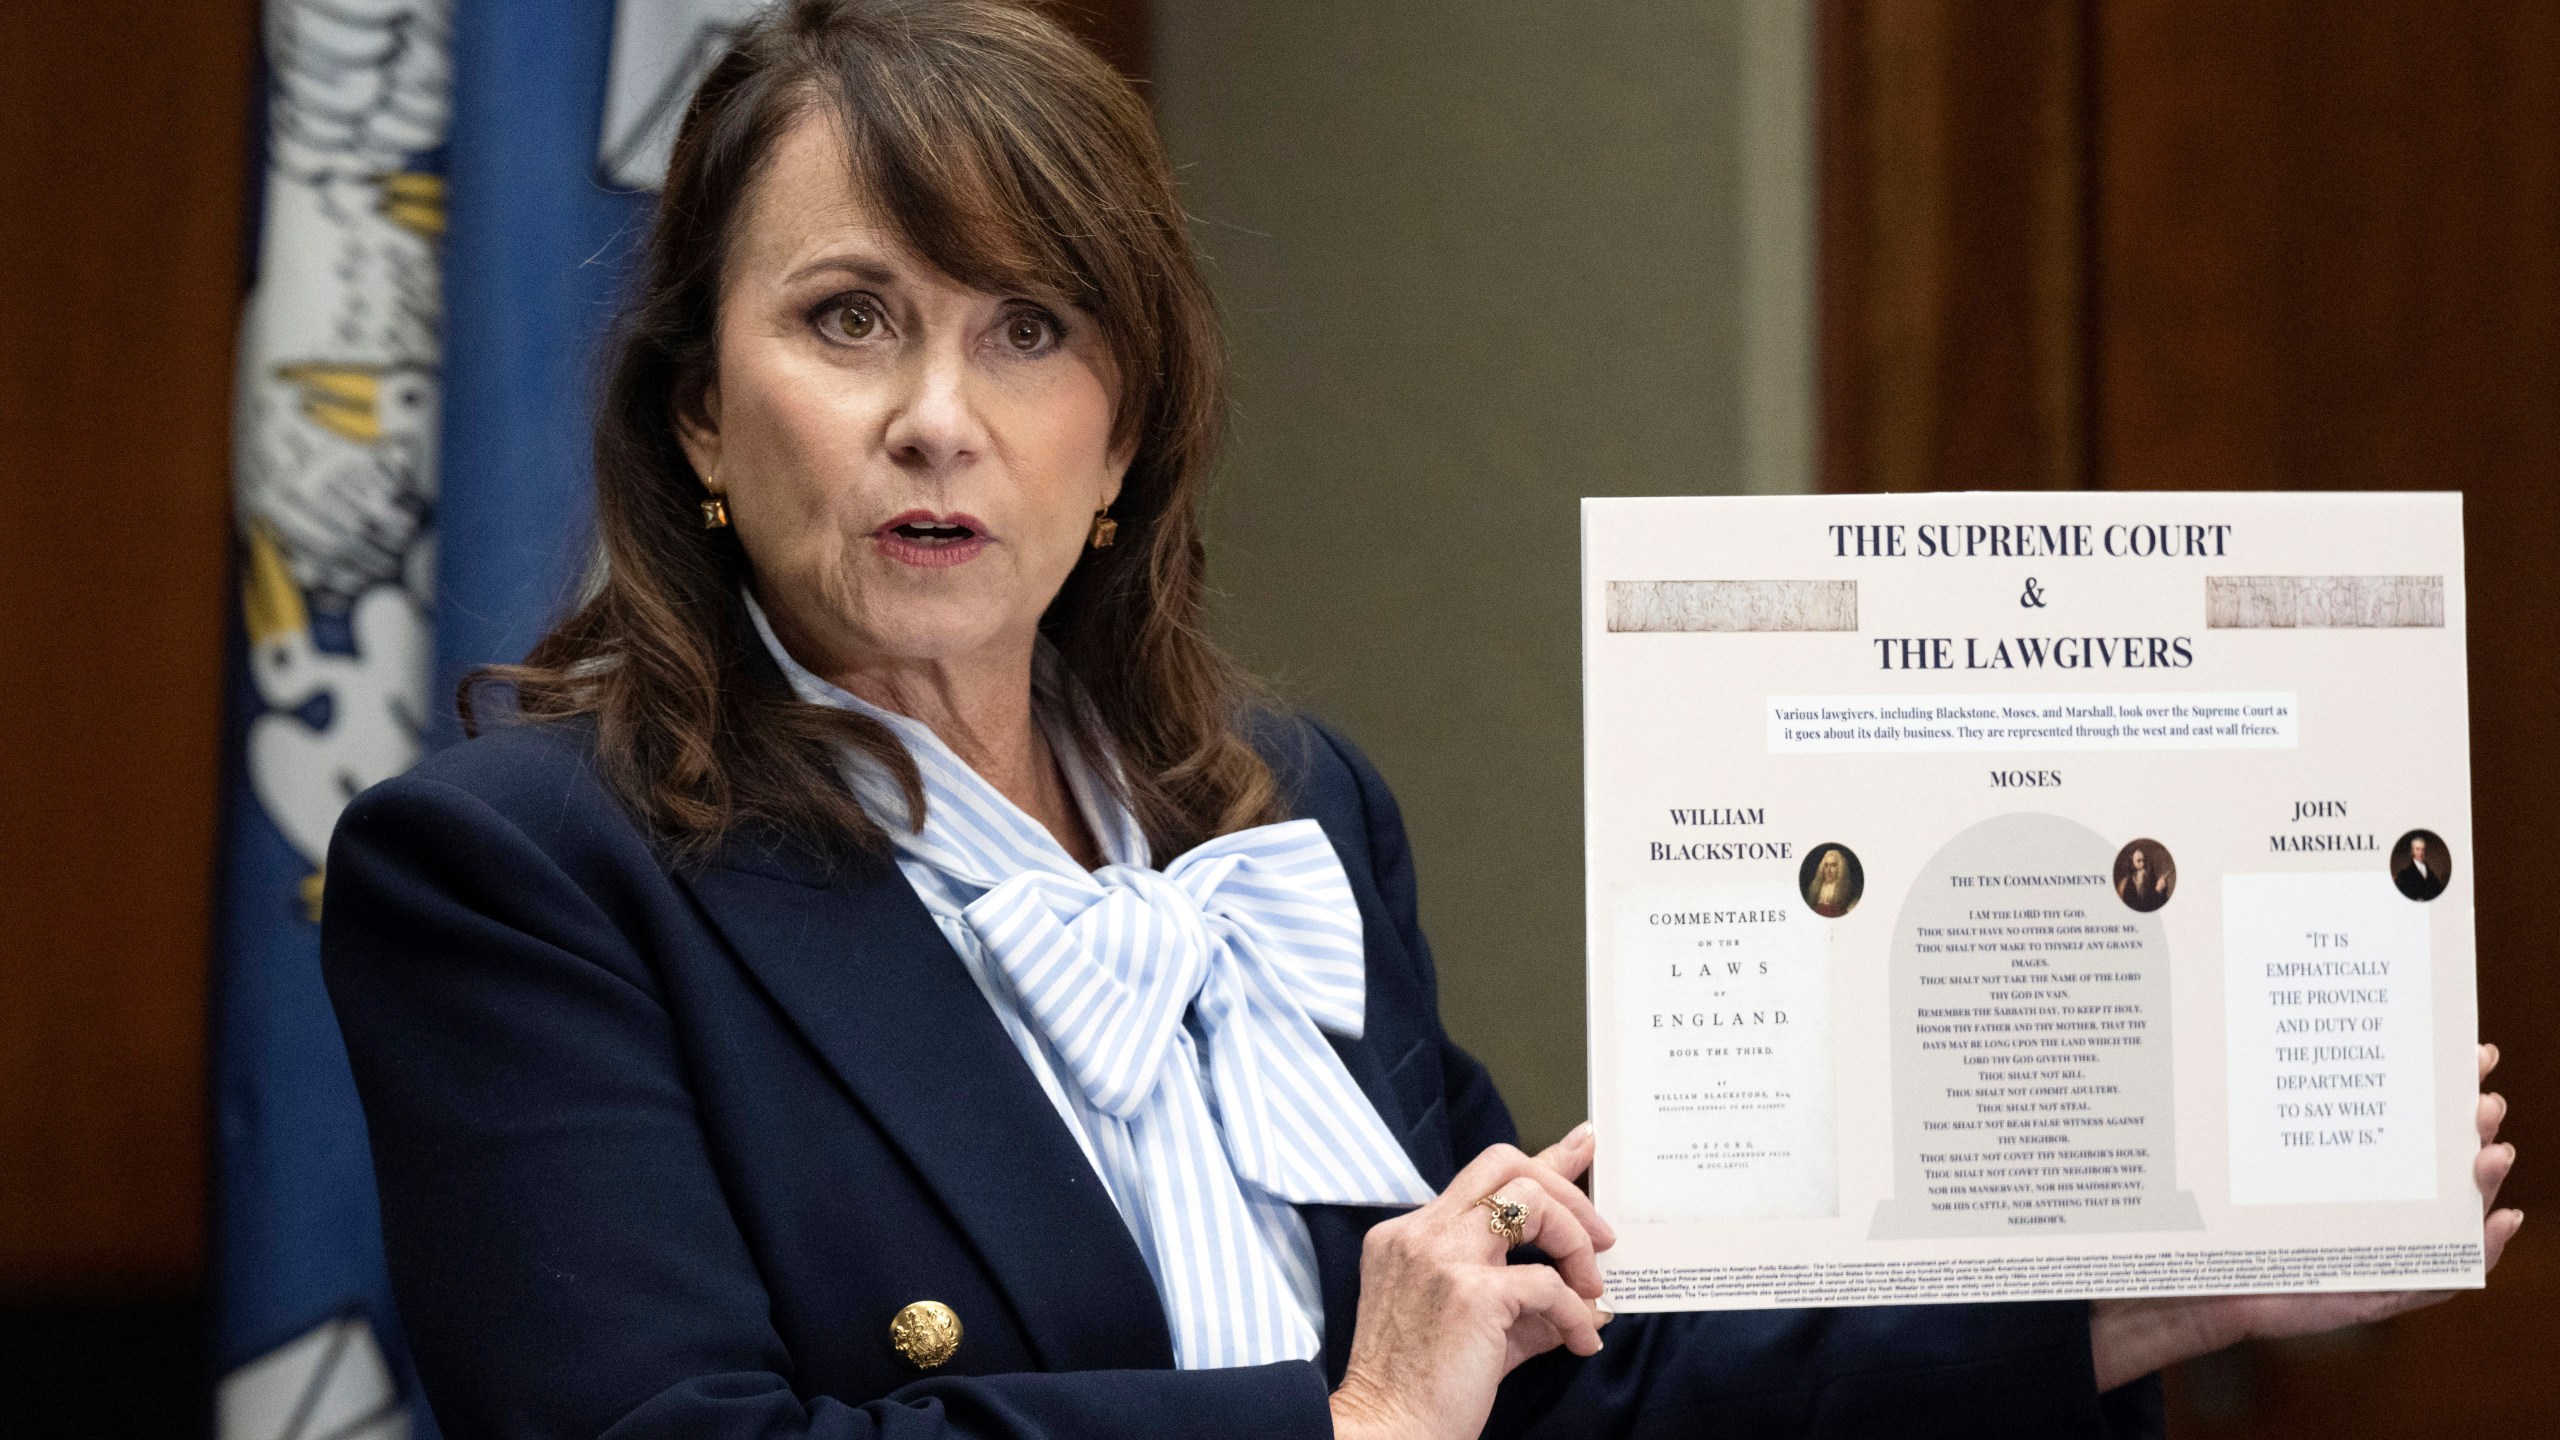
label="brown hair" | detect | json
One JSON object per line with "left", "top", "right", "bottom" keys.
{"left": 465, "top": 0, "right": 1282, "bottom": 864}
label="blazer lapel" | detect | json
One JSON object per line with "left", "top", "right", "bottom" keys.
{"left": 680, "top": 839, "right": 1176, "bottom": 1373}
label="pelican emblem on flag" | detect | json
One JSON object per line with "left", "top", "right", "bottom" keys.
{"left": 233, "top": 0, "right": 450, "bottom": 919}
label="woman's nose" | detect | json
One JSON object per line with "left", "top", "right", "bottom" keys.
{"left": 882, "top": 346, "right": 986, "bottom": 476}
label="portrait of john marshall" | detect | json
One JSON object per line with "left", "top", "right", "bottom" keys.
{"left": 2393, "top": 829, "right": 2452, "bottom": 901}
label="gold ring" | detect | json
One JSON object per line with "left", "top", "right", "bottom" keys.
{"left": 1477, "top": 1192, "right": 1528, "bottom": 1249}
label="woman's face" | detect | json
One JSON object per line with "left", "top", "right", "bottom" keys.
{"left": 682, "top": 112, "right": 1130, "bottom": 681}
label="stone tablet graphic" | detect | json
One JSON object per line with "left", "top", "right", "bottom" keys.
{"left": 1871, "top": 813, "right": 2200, "bottom": 1236}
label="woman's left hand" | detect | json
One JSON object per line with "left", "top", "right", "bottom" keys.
{"left": 2089, "top": 1041, "right": 2524, "bottom": 1390}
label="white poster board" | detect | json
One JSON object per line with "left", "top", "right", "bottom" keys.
{"left": 1583, "top": 493, "right": 2480, "bottom": 1311}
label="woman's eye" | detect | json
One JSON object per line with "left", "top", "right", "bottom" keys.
{"left": 1002, "top": 309, "right": 1059, "bottom": 353}
{"left": 819, "top": 297, "right": 882, "bottom": 343}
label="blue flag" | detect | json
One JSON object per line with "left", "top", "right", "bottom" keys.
{"left": 217, "top": 2, "right": 748, "bottom": 1435}
{"left": 434, "top": 0, "right": 661, "bottom": 733}
{"left": 218, "top": 0, "right": 451, "bottom": 1432}
{"left": 436, "top": 0, "right": 762, "bottom": 727}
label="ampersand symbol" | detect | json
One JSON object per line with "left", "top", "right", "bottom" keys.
{"left": 2021, "top": 577, "right": 2048, "bottom": 608}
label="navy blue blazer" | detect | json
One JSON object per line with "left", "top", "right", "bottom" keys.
{"left": 322, "top": 711, "right": 2164, "bottom": 1440}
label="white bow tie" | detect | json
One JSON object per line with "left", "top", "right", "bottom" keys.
{"left": 962, "top": 819, "right": 1435, "bottom": 1207}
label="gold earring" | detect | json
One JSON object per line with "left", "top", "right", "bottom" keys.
{"left": 700, "top": 461, "right": 730, "bottom": 529}
{"left": 1087, "top": 508, "right": 1117, "bottom": 549}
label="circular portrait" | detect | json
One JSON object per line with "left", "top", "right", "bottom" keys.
{"left": 2392, "top": 829, "right": 2452, "bottom": 902}
{"left": 2113, "top": 838, "right": 2176, "bottom": 913}
{"left": 1799, "top": 843, "right": 1865, "bottom": 918}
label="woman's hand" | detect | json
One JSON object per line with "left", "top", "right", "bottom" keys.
{"left": 1331, "top": 1125, "right": 1615, "bottom": 1440}
{"left": 2090, "top": 1042, "right": 2524, "bottom": 1390}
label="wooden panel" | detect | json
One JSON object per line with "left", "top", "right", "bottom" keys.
{"left": 0, "top": 0, "right": 255, "bottom": 1288}
{"left": 1820, "top": 0, "right": 2092, "bottom": 492}
{"left": 2097, "top": 3, "right": 2560, "bottom": 1426}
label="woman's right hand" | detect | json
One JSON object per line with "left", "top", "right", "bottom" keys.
{"left": 1329, "top": 1124, "right": 1614, "bottom": 1440}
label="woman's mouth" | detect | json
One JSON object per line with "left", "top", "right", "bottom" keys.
{"left": 874, "top": 511, "right": 991, "bottom": 568}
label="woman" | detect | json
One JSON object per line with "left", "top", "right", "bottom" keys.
{"left": 320, "top": 4, "right": 2522, "bottom": 1437}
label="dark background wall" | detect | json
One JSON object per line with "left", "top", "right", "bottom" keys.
{"left": 0, "top": 0, "right": 256, "bottom": 1425}
{"left": 0, "top": 0, "right": 251, "bottom": 1293}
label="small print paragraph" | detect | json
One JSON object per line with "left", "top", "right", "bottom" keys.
{"left": 1768, "top": 693, "right": 2298, "bottom": 754}
{"left": 1607, "top": 1242, "right": 2479, "bottom": 1309}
